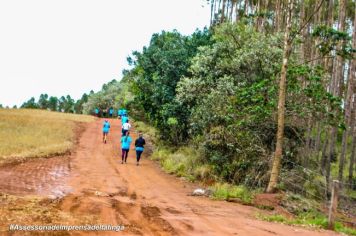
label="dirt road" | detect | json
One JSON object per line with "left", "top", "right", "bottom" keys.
{"left": 51, "top": 119, "right": 339, "bottom": 236}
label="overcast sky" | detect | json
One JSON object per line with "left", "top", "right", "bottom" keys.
{"left": 0, "top": 0, "right": 210, "bottom": 107}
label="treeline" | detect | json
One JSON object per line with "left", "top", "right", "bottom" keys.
{"left": 18, "top": 78, "right": 130, "bottom": 114}
{"left": 20, "top": 92, "right": 92, "bottom": 114}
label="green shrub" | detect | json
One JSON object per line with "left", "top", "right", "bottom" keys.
{"left": 209, "top": 183, "right": 252, "bottom": 204}
{"left": 151, "top": 146, "right": 202, "bottom": 181}
{"left": 259, "top": 214, "right": 288, "bottom": 223}
{"left": 335, "top": 222, "right": 356, "bottom": 236}
{"left": 259, "top": 211, "right": 356, "bottom": 235}
{"left": 194, "top": 165, "right": 216, "bottom": 181}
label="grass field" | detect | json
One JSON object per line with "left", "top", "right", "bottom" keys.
{"left": 0, "top": 109, "right": 94, "bottom": 165}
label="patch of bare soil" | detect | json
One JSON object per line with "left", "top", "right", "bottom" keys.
{"left": 0, "top": 156, "right": 71, "bottom": 197}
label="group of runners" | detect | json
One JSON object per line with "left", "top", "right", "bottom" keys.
{"left": 101, "top": 109, "right": 146, "bottom": 166}
{"left": 94, "top": 107, "right": 127, "bottom": 118}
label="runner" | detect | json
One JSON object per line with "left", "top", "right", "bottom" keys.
{"left": 120, "top": 132, "right": 132, "bottom": 164}
{"left": 94, "top": 108, "right": 100, "bottom": 117}
{"left": 109, "top": 107, "right": 114, "bottom": 118}
{"left": 102, "top": 119, "right": 111, "bottom": 144}
{"left": 122, "top": 120, "right": 131, "bottom": 136}
{"left": 121, "top": 114, "right": 129, "bottom": 125}
{"left": 134, "top": 133, "right": 146, "bottom": 166}
{"left": 122, "top": 108, "right": 127, "bottom": 116}
{"left": 118, "top": 109, "right": 122, "bottom": 119}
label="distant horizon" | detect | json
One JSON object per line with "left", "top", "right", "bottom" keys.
{"left": 0, "top": 0, "right": 210, "bottom": 107}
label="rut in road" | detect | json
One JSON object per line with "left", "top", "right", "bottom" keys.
{"left": 55, "top": 118, "right": 340, "bottom": 236}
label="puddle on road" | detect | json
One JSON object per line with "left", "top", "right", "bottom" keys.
{"left": 0, "top": 156, "right": 72, "bottom": 198}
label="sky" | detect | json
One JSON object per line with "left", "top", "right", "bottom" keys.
{"left": 0, "top": 0, "right": 210, "bottom": 107}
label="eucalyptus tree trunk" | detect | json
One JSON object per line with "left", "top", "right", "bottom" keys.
{"left": 348, "top": 108, "right": 356, "bottom": 187}
{"left": 260, "top": 0, "right": 269, "bottom": 32}
{"left": 349, "top": 129, "right": 356, "bottom": 185}
{"left": 321, "top": 136, "right": 329, "bottom": 174}
{"left": 229, "top": 0, "right": 235, "bottom": 22}
{"left": 325, "top": 0, "right": 343, "bottom": 193}
{"left": 323, "top": 0, "right": 334, "bottom": 78}
{"left": 244, "top": 0, "right": 249, "bottom": 16}
{"left": 315, "top": 122, "right": 322, "bottom": 159}
{"left": 322, "top": 0, "right": 334, "bottom": 187}
{"left": 326, "top": 0, "right": 334, "bottom": 27}
{"left": 305, "top": 118, "right": 313, "bottom": 166}
{"left": 299, "top": 1, "right": 310, "bottom": 164}
{"left": 214, "top": 0, "right": 218, "bottom": 22}
{"left": 326, "top": 127, "right": 337, "bottom": 193}
{"left": 335, "top": 0, "right": 346, "bottom": 96}
{"left": 299, "top": 0, "right": 306, "bottom": 63}
{"left": 221, "top": 0, "right": 227, "bottom": 23}
{"left": 311, "top": 1, "right": 323, "bottom": 157}
{"left": 210, "top": 0, "right": 215, "bottom": 25}
{"left": 266, "top": 0, "right": 294, "bottom": 193}
{"left": 255, "top": 0, "right": 261, "bottom": 31}
{"left": 334, "top": 0, "right": 347, "bottom": 183}
{"left": 348, "top": 9, "right": 356, "bottom": 186}
{"left": 218, "top": 0, "right": 222, "bottom": 22}
{"left": 235, "top": 0, "right": 240, "bottom": 22}
{"left": 339, "top": 66, "right": 354, "bottom": 182}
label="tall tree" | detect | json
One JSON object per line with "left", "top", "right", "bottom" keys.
{"left": 338, "top": 0, "right": 353, "bottom": 183}
{"left": 348, "top": 6, "right": 356, "bottom": 185}
{"left": 48, "top": 96, "right": 59, "bottom": 111}
{"left": 38, "top": 94, "right": 49, "bottom": 109}
{"left": 266, "top": 0, "right": 294, "bottom": 193}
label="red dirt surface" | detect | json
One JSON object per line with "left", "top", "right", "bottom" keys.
{"left": 0, "top": 156, "right": 71, "bottom": 197}
{"left": 0, "top": 119, "right": 342, "bottom": 235}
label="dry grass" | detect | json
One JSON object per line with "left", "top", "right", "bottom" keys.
{"left": 0, "top": 109, "right": 93, "bottom": 165}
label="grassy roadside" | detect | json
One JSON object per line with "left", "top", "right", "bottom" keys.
{"left": 0, "top": 109, "right": 94, "bottom": 165}
{"left": 258, "top": 212, "right": 356, "bottom": 235}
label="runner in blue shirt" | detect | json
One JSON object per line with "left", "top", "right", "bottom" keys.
{"left": 118, "top": 109, "right": 122, "bottom": 119}
{"left": 102, "top": 119, "right": 111, "bottom": 143}
{"left": 94, "top": 108, "right": 99, "bottom": 117}
{"left": 121, "top": 114, "right": 129, "bottom": 125}
{"left": 121, "top": 132, "right": 132, "bottom": 164}
{"left": 109, "top": 108, "right": 114, "bottom": 118}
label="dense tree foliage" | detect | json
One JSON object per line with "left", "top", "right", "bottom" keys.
{"left": 128, "top": 29, "right": 213, "bottom": 143}
{"left": 173, "top": 23, "right": 339, "bottom": 185}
